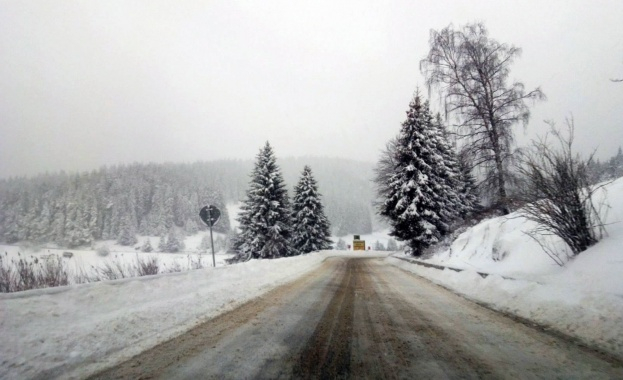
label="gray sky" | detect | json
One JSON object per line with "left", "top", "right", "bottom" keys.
{"left": 1, "top": 0, "right": 622, "bottom": 178}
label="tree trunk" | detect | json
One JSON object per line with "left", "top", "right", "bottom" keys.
{"left": 490, "top": 124, "right": 510, "bottom": 215}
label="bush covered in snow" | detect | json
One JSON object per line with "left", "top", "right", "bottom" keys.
{"left": 96, "top": 244, "right": 111, "bottom": 257}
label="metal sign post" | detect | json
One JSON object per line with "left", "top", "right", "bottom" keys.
{"left": 199, "top": 205, "right": 221, "bottom": 267}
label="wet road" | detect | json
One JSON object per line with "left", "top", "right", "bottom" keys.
{"left": 90, "top": 258, "right": 623, "bottom": 379}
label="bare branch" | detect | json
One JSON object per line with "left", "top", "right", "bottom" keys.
{"left": 515, "top": 118, "right": 609, "bottom": 263}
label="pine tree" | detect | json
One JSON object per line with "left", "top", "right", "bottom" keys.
{"left": 457, "top": 150, "right": 479, "bottom": 217}
{"left": 430, "top": 113, "right": 468, "bottom": 225}
{"left": 227, "top": 228, "right": 241, "bottom": 254}
{"left": 199, "top": 233, "right": 211, "bottom": 251}
{"left": 214, "top": 235, "right": 227, "bottom": 252}
{"left": 291, "top": 166, "right": 333, "bottom": 254}
{"left": 157, "top": 235, "right": 167, "bottom": 252}
{"left": 336, "top": 238, "right": 347, "bottom": 250}
{"left": 236, "top": 142, "right": 294, "bottom": 259}
{"left": 165, "top": 227, "right": 185, "bottom": 253}
{"left": 387, "top": 238, "right": 398, "bottom": 251}
{"left": 184, "top": 217, "right": 199, "bottom": 235}
{"left": 35, "top": 201, "right": 52, "bottom": 242}
{"left": 64, "top": 201, "right": 93, "bottom": 248}
{"left": 117, "top": 214, "right": 138, "bottom": 246}
{"left": 379, "top": 95, "right": 457, "bottom": 255}
{"left": 141, "top": 238, "right": 153, "bottom": 252}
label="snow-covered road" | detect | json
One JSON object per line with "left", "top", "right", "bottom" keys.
{"left": 89, "top": 257, "right": 623, "bottom": 379}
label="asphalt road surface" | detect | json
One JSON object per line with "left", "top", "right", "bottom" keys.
{"left": 90, "top": 257, "right": 623, "bottom": 379}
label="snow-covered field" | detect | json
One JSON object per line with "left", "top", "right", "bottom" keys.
{"left": 1, "top": 233, "right": 233, "bottom": 282}
{"left": 389, "top": 177, "right": 623, "bottom": 359}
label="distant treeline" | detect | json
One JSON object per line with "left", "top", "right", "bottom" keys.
{"left": 588, "top": 147, "right": 623, "bottom": 184}
{"left": 0, "top": 157, "right": 376, "bottom": 248}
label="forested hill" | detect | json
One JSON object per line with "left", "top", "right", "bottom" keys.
{"left": 0, "top": 157, "right": 376, "bottom": 248}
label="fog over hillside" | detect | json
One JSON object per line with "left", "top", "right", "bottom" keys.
{"left": 0, "top": 157, "right": 377, "bottom": 248}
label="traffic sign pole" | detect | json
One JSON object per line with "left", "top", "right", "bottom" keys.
{"left": 199, "top": 205, "right": 221, "bottom": 268}
{"left": 207, "top": 207, "right": 216, "bottom": 268}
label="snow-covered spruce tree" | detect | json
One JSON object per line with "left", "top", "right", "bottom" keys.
{"left": 157, "top": 235, "right": 167, "bottom": 252}
{"left": 457, "top": 149, "right": 480, "bottom": 217}
{"left": 386, "top": 238, "right": 398, "bottom": 251}
{"left": 291, "top": 166, "right": 333, "bottom": 254}
{"left": 379, "top": 95, "right": 461, "bottom": 255}
{"left": 164, "top": 227, "right": 185, "bottom": 253}
{"left": 235, "top": 142, "right": 294, "bottom": 259}
{"left": 141, "top": 238, "right": 153, "bottom": 252}
{"left": 430, "top": 113, "right": 465, "bottom": 230}
{"left": 116, "top": 214, "right": 138, "bottom": 246}
{"left": 227, "top": 228, "right": 241, "bottom": 254}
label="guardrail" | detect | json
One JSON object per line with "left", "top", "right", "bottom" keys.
{"left": 391, "top": 255, "right": 518, "bottom": 281}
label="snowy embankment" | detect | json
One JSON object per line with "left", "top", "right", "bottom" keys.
{"left": 389, "top": 177, "right": 623, "bottom": 359}
{"left": 1, "top": 251, "right": 379, "bottom": 380}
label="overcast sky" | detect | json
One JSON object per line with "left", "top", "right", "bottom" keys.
{"left": 1, "top": 0, "right": 622, "bottom": 178}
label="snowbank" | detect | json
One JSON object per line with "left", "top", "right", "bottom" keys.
{"left": 388, "top": 176, "right": 623, "bottom": 359}
{"left": 1, "top": 251, "right": 352, "bottom": 379}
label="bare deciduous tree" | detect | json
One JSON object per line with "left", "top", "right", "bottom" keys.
{"left": 421, "top": 22, "right": 545, "bottom": 214}
{"left": 516, "top": 118, "right": 607, "bottom": 265}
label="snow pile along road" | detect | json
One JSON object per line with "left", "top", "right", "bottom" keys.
{"left": 1, "top": 251, "right": 350, "bottom": 379}
{"left": 388, "top": 177, "right": 623, "bottom": 359}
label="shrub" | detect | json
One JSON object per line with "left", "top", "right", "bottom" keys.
{"left": 335, "top": 238, "right": 347, "bottom": 250}
{"left": 39, "top": 255, "right": 69, "bottom": 287}
{"left": 135, "top": 255, "right": 159, "bottom": 276}
{"left": 516, "top": 119, "right": 607, "bottom": 265}
{"left": 97, "top": 245, "right": 111, "bottom": 257}
{"left": 0, "top": 255, "right": 16, "bottom": 293}
{"left": 0, "top": 254, "right": 69, "bottom": 293}
{"left": 95, "top": 260, "right": 131, "bottom": 281}
{"left": 188, "top": 254, "right": 205, "bottom": 270}
{"left": 162, "top": 261, "right": 183, "bottom": 273}
{"left": 141, "top": 239, "right": 153, "bottom": 253}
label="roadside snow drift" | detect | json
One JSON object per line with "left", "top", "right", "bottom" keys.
{"left": 2, "top": 251, "right": 379, "bottom": 379}
{"left": 389, "top": 177, "right": 623, "bottom": 359}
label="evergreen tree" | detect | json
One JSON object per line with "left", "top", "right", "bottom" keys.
{"left": 227, "top": 228, "right": 241, "bottom": 254}
{"left": 214, "top": 235, "right": 227, "bottom": 252}
{"left": 430, "top": 114, "right": 469, "bottom": 224}
{"left": 457, "top": 150, "right": 480, "bottom": 217}
{"left": 336, "top": 238, "right": 347, "bottom": 250}
{"left": 141, "top": 238, "right": 153, "bottom": 252}
{"left": 157, "top": 235, "right": 166, "bottom": 252}
{"left": 373, "top": 240, "right": 385, "bottom": 251}
{"left": 236, "top": 142, "right": 294, "bottom": 259}
{"left": 64, "top": 201, "right": 93, "bottom": 248}
{"left": 184, "top": 217, "right": 199, "bottom": 235}
{"left": 117, "top": 214, "right": 138, "bottom": 246}
{"left": 199, "top": 233, "right": 211, "bottom": 251}
{"left": 291, "top": 166, "right": 333, "bottom": 254}
{"left": 164, "top": 227, "right": 185, "bottom": 253}
{"left": 379, "top": 95, "right": 458, "bottom": 255}
{"left": 386, "top": 238, "right": 398, "bottom": 251}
